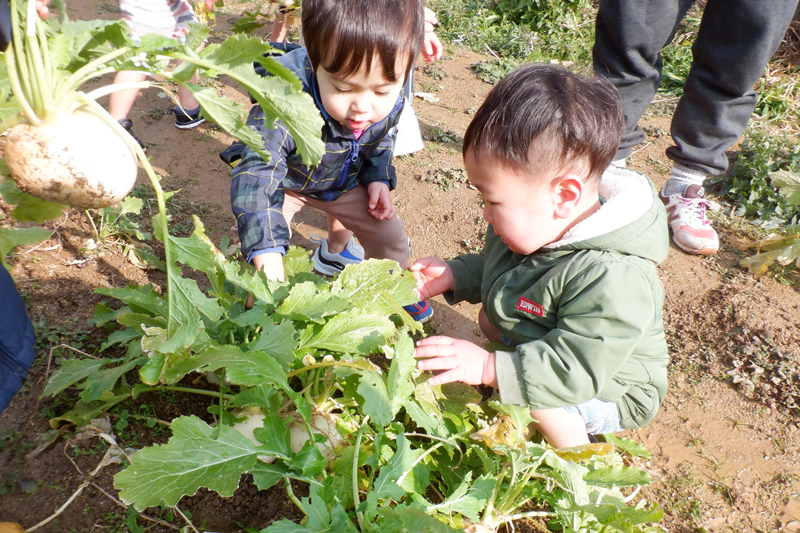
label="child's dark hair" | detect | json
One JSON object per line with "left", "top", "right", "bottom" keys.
{"left": 302, "top": 0, "right": 424, "bottom": 83}
{"left": 463, "top": 64, "right": 624, "bottom": 185}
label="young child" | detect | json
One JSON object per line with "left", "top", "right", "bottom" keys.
{"left": 223, "top": 0, "right": 432, "bottom": 321}
{"left": 411, "top": 64, "right": 670, "bottom": 447}
{"left": 110, "top": 0, "right": 219, "bottom": 148}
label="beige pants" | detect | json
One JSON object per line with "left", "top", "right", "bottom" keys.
{"left": 283, "top": 186, "right": 410, "bottom": 269}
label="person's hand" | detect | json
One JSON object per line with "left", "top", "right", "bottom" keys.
{"left": 205, "top": 0, "right": 218, "bottom": 11}
{"left": 366, "top": 182, "right": 396, "bottom": 220}
{"left": 408, "top": 257, "right": 453, "bottom": 299}
{"left": 414, "top": 336, "right": 497, "bottom": 387}
{"left": 36, "top": 0, "right": 50, "bottom": 19}
{"left": 422, "top": 8, "right": 442, "bottom": 63}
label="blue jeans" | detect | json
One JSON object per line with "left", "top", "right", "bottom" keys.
{"left": 565, "top": 398, "right": 624, "bottom": 435}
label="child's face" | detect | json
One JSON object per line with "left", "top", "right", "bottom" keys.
{"left": 465, "top": 149, "right": 565, "bottom": 255}
{"left": 316, "top": 57, "right": 407, "bottom": 132}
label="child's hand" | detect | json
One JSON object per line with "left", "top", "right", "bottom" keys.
{"left": 414, "top": 336, "right": 497, "bottom": 387}
{"left": 205, "top": 0, "right": 218, "bottom": 10}
{"left": 422, "top": 8, "right": 443, "bottom": 62}
{"left": 366, "top": 182, "right": 396, "bottom": 220}
{"left": 409, "top": 257, "right": 454, "bottom": 299}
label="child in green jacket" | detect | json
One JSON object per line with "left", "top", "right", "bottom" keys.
{"left": 411, "top": 64, "right": 670, "bottom": 448}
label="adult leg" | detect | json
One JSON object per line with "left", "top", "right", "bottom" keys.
{"left": 593, "top": 0, "right": 694, "bottom": 161}
{"left": 667, "top": 0, "right": 799, "bottom": 176}
{"left": 660, "top": 0, "right": 797, "bottom": 256}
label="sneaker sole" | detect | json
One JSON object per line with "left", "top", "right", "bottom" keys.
{"left": 672, "top": 238, "right": 718, "bottom": 256}
{"left": 175, "top": 118, "right": 206, "bottom": 130}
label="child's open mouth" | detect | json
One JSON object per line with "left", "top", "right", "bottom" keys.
{"left": 346, "top": 119, "right": 368, "bottom": 130}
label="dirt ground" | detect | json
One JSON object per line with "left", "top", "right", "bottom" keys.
{"left": 1, "top": 1, "right": 800, "bottom": 532}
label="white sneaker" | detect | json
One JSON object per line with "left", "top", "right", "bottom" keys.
{"left": 310, "top": 234, "right": 365, "bottom": 275}
{"left": 659, "top": 183, "right": 719, "bottom": 255}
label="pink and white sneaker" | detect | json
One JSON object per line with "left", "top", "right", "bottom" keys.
{"left": 658, "top": 183, "right": 719, "bottom": 255}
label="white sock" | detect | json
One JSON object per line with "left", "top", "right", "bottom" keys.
{"left": 664, "top": 163, "right": 707, "bottom": 195}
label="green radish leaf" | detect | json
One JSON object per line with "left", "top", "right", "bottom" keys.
{"left": 251, "top": 461, "right": 290, "bottom": 491}
{"left": 0, "top": 227, "right": 52, "bottom": 269}
{"left": 368, "top": 433, "right": 420, "bottom": 503}
{"left": 771, "top": 169, "right": 800, "bottom": 205}
{"left": 139, "top": 353, "right": 167, "bottom": 386}
{"left": 602, "top": 433, "right": 651, "bottom": 459}
{"left": 50, "top": 385, "right": 144, "bottom": 428}
{"left": 95, "top": 285, "right": 167, "bottom": 318}
{"left": 245, "top": 320, "right": 297, "bottom": 371}
{"left": 173, "top": 275, "right": 224, "bottom": 321}
{"left": 332, "top": 259, "right": 419, "bottom": 306}
{"left": 253, "top": 412, "right": 293, "bottom": 457}
{"left": 100, "top": 327, "right": 142, "bottom": 351}
{"left": 162, "top": 345, "right": 290, "bottom": 391}
{"left": 387, "top": 333, "right": 416, "bottom": 417}
{"left": 576, "top": 500, "right": 663, "bottom": 528}
{"left": 425, "top": 472, "right": 494, "bottom": 522}
{"left": 298, "top": 309, "right": 395, "bottom": 354}
{"left": 584, "top": 464, "right": 652, "bottom": 487}
{"left": 292, "top": 445, "right": 327, "bottom": 478}
{"left": 374, "top": 505, "right": 461, "bottom": 532}
{"left": 43, "top": 359, "right": 106, "bottom": 397}
{"left": 283, "top": 245, "right": 317, "bottom": 277}
{"left": 115, "top": 416, "right": 264, "bottom": 510}
{"left": 169, "top": 221, "right": 219, "bottom": 274}
{"left": 0, "top": 175, "right": 66, "bottom": 222}
{"left": 80, "top": 357, "right": 147, "bottom": 403}
{"left": 216, "top": 256, "right": 275, "bottom": 306}
{"left": 355, "top": 370, "right": 392, "bottom": 426}
{"left": 191, "top": 33, "right": 325, "bottom": 166}
{"left": 276, "top": 281, "right": 353, "bottom": 324}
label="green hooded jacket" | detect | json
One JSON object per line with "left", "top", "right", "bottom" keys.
{"left": 445, "top": 166, "right": 670, "bottom": 429}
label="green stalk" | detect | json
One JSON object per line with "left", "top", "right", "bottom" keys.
{"left": 287, "top": 360, "right": 372, "bottom": 378}
{"left": 83, "top": 81, "right": 153, "bottom": 103}
{"left": 56, "top": 47, "right": 132, "bottom": 102}
{"left": 481, "top": 468, "right": 506, "bottom": 525}
{"left": 353, "top": 415, "right": 368, "bottom": 532}
{"left": 495, "top": 469, "right": 534, "bottom": 515}
{"left": 73, "top": 95, "right": 174, "bottom": 332}
{"left": 9, "top": 0, "right": 37, "bottom": 117}
{"left": 25, "top": 3, "right": 55, "bottom": 119}
{"left": 159, "top": 385, "right": 237, "bottom": 402}
{"left": 3, "top": 44, "right": 39, "bottom": 125}
{"left": 284, "top": 479, "right": 306, "bottom": 516}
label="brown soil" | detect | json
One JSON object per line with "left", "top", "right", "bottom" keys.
{"left": 2, "top": 2, "right": 800, "bottom": 532}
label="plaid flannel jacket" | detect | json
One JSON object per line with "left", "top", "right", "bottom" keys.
{"left": 223, "top": 48, "right": 404, "bottom": 262}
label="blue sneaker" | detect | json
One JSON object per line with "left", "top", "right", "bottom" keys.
{"left": 403, "top": 300, "right": 433, "bottom": 323}
{"left": 173, "top": 105, "right": 205, "bottom": 129}
{"left": 310, "top": 234, "right": 364, "bottom": 276}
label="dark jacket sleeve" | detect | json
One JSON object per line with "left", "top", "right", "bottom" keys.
{"left": 230, "top": 105, "right": 297, "bottom": 262}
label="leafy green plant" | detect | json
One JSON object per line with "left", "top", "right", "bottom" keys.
{"left": 41, "top": 216, "right": 664, "bottom": 531}
{"left": 711, "top": 131, "right": 800, "bottom": 224}
{"left": 429, "top": 0, "right": 594, "bottom": 66}
{"left": 471, "top": 57, "right": 519, "bottom": 85}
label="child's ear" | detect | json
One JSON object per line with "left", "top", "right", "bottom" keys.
{"left": 553, "top": 174, "right": 583, "bottom": 219}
